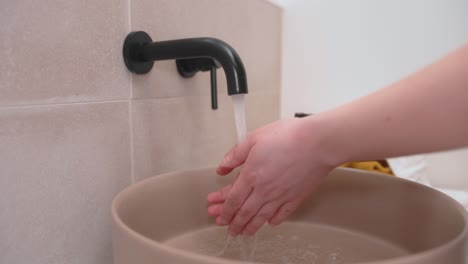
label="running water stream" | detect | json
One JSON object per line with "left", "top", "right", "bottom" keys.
{"left": 226, "top": 94, "right": 259, "bottom": 261}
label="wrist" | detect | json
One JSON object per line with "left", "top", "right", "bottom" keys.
{"left": 299, "top": 114, "right": 351, "bottom": 169}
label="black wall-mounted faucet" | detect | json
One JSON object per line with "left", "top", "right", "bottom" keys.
{"left": 123, "top": 31, "right": 248, "bottom": 109}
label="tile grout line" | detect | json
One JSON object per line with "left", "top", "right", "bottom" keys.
{"left": 0, "top": 91, "right": 279, "bottom": 110}
{"left": 0, "top": 99, "right": 131, "bottom": 110}
{"left": 0, "top": 95, "right": 215, "bottom": 110}
{"left": 129, "top": 96, "right": 135, "bottom": 185}
{"left": 127, "top": 0, "right": 136, "bottom": 185}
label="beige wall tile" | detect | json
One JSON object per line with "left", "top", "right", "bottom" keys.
{"left": 130, "top": 0, "right": 282, "bottom": 99}
{"left": 0, "top": 0, "right": 131, "bottom": 107}
{"left": 0, "top": 102, "right": 132, "bottom": 264}
{"left": 132, "top": 92, "right": 279, "bottom": 181}
{"left": 246, "top": 92, "right": 281, "bottom": 131}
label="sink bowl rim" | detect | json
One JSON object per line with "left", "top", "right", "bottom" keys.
{"left": 111, "top": 167, "right": 468, "bottom": 264}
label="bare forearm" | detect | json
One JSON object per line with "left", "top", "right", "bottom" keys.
{"left": 307, "top": 43, "right": 468, "bottom": 164}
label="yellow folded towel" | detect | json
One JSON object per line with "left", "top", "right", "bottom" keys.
{"left": 341, "top": 161, "right": 393, "bottom": 175}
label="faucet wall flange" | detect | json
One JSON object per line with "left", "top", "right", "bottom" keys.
{"left": 122, "top": 31, "right": 154, "bottom": 74}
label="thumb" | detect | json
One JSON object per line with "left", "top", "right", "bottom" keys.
{"left": 216, "top": 136, "right": 256, "bottom": 175}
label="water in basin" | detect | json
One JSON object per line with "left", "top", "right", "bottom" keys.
{"left": 164, "top": 222, "right": 408, "bottom": 264}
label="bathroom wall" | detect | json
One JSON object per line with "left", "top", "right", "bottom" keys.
{"left": 280, "top": 0, "right": 468, "bottom": 188}
{"left": 0, "top": 1, "right": 281, "bottom": 263}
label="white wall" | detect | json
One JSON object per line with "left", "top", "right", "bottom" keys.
{"left": 280, "top": 0, "right": 468, "bottom": 188}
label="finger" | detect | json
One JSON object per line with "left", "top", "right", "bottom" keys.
{"left": 216, "top": 216, "right": 228, "bottom": 226}
{"left": 207, "top": 204, "right": 223, "bottom": 217}
{"left": 206, "top": 192, "right": 224, "bottom": 204}
{"left": 242, "top": 202, "right": 279, "bottom": 235}
{"left": 268, "top": 201, "right": 301, "bottom": 226}
{"left": 206, "top": 184, "right": 233, "bottom": 204}
{"left": 217, "top": 137, "right": 256, "bottom": 175}
{"left": 220, "top": 176, "right": 253, "bottom": 226}
{"left": 227, "top": 192, "right": 264, "bottom": 236}
{"left": 216, "top": 166, "right": 233, "bottom": 175}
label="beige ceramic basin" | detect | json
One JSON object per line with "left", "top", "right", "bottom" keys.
{"left": 112, "top": 167, "right": 468, "bottom": 264}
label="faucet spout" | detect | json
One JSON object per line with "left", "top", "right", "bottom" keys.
{"left": 123, "top": 31, "right": 248, "bottom": 95}
{"left": 141, "top": 38, "right": 248, "bottom": 95}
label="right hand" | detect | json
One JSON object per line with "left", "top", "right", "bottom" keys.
{"left": 206, "top": 117, "right": 338, "bottom": 236}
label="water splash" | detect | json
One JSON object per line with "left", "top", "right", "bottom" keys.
{"left": 215, "top": 234, "right": 233, "bottom": 257}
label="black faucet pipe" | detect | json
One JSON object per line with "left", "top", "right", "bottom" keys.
{"left": 124, "top": 31, "right": 248, "bottom": 95}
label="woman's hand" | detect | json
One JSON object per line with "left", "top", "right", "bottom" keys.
{"left": 206, "top": 117, "right": 337, "bottom": 236}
